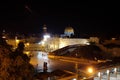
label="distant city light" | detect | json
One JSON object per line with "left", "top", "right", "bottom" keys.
{"left": 41, "top": 41, "right": 45, "bottom": 45}
{"left": 24, "top": 51, "right": 30, "bottom": 55}
{"left": 38, "top": 41, "right": 45, "bottom": 45}
{"left": 106, "top": 70, "right": 109, "bottom": 74}
{"left": 38, "top": 34, "right": 50, "bottom": 45}
{"left": 114, "top": 68, "right": 117, "bottom": 72}
{"left": 25, "top": 43, "right": 30, "bottom": 47}
{"left": 86, "top": 42, "right": 90, "bottom": 45}
{"left": 98, "top": 72, "right": 101, "bottom": 77}
{"left": 43, "top": 34, "right": 50, "bottom": 41}
{"left": 72, "top": 78, "right": 77, "bottom": 80}
{"left": 2, "top": 36, "right": 6, "bottom": 39}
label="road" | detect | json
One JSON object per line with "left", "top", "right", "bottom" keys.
{"left": 29, "top": 51, "right": 92, "bottom": 73}
{"left": 29, "top": 51, "right": 120, "bottom": 80}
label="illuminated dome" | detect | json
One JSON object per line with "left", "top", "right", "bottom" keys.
{"left": 64, "top": 26, "right": 74, "bottom": 37}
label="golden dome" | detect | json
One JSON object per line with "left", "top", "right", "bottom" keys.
{"left": 64, "top": 26, "right": 74, "bottom": 33}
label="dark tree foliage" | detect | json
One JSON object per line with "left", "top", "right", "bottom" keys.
{"left": 14, "top": 41, "right": 30, "bottom": 62}
{"left": 0, "top": 37, "right": 13, "bottom": 51}
{"left": 15, "top": 42, "right": 25, "bottom": 53}
{"left": 0, "top": 38, "right": 35, "bottom": 80}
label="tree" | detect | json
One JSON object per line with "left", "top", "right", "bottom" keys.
{"left": 15, "top": 42, "right": 25, "bottom": 53}
{"left": 0, "top": 36, "right": 13, "bottom": 51}
{"left": 0, "top": 38, "right": 35, "bottom": 80}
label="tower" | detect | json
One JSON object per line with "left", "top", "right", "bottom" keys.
{"left": 43, "top": 24, "right": 47, "bottom": 34}
{"left": 2, "top": 29, "right": 6, "bottom": 39}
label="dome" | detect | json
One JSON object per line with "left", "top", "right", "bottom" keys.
{"left": 64, "top": 27, "right": 74, "bottom": 33}
{"left": 64, "top": 26, "right": 74, "bottom": 37}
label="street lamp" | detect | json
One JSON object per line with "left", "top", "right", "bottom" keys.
{"left": 106, "top": 70, "right": 110, "bottom": 80}
{"left": 98, "top": 72, "right": 101, "bottom": 80}
{"left": 114, "top": 68, "right": 117, "bottom": 79}
{"left": 87, "top": 67, "right": 93, "bottom": 74}
{"left": 43, "top": 34, "right": 50, "bottom": 41}
{"left": 15, "top": 36, "right": 20, "bottom": 48}
{"left": 85, "top": 66, "right": 94, "bottom": 79}
{"left": 75, "top": 63, "right": 79, "bottom": 80}
{"left": 86, "top": 66, "right": 95, "bottom": 76}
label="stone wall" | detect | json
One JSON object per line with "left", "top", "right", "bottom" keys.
{"left": 6, "top": 37, "right": 99, "bottom": 52}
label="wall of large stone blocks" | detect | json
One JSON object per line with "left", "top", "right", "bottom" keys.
{"left": 59, "top": 38, "right": 89, "bottom": 48}
{"left": 6, "top": 37, "right": 99, "bottom": 52}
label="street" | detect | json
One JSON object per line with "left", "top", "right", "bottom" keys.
{"left": 29, "top": 51, "right": 90, "bottom": 73}
{"left": 30, "top": 51, "right": 77, "bottom": 73}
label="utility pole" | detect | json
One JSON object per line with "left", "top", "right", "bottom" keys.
{"left": 75, "top": 63, "right": 79, "bottom": 80}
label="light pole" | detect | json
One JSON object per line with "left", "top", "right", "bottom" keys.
{"left": 86, "top": 66, "right": 94, "bottom": 79}
{"left": 98, "top": 72, "right": 101, "bottom": 80}
{"left": 15, "top": 36, "right": 17, "bottom": 48}
{"left": 114, "top": 68, "right": 117, "bottom": 79}
{"left": 15, "top": 36, "right": 19, "bottom": 48}
{"left": 107, "top": 70, "right": 110, "bottom": 80}
{"left": 75, "top": 63, "right": 79, "bottom": 80}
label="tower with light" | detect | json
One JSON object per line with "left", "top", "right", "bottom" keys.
{"left": 43, "top": 24, "right": 47, "bottom": 34}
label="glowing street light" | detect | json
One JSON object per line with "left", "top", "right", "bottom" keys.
{"left": 72, "top": 78, "right": 77, "bottom": 80}
{"left": 88, "top": 67, "right": 93, "bottom": 73}
{"left": 98, "top": 72, "right": 101, "bottom": 80}
{"left": 87, "top": 67, "right": 94, "bottom": 74}
{"left": 114, "top": 68, "right": 117, "bottom": 79}
{"left": 114, "top": 68, "right": 117, "bottom": 72}
{"left": 15, "top": 36, "right": 20, "bottom": 48}
{"left": 26, "top": 43, "right": 30, "bottom": 46}
{"left": 106, "top": 70, "right": 110, "bottom": 80}
{"left": 86, "top": 66, "right": 95, "bottom": 79}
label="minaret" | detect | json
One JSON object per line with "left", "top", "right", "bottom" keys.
{"left": 43, "top": 24, "right": 47, "bottom": 34}
{"left": 2, "top": 29, "right": 6, "bottom": 39}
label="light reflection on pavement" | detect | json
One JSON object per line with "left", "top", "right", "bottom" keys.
{"left": 30, "top": 51, "right": 78, "bottom": 73}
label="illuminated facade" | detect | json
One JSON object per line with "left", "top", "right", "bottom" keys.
{"left": 46, "top": 38, "right": 90, "bottom": 51}
{"left": 6, "top": 36, "right": 99, "bottom": 52}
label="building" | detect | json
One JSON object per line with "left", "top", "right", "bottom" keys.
{"left": 61, "top": 26, "right": 74, "bottom": 38}
{"left": 4, "top": 26, "right": 99, "bottom": 52}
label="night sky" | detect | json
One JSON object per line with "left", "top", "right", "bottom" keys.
{"left": 0, "top": 1, "right": 119, "bottom": 37}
